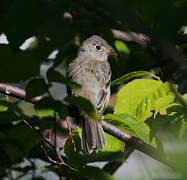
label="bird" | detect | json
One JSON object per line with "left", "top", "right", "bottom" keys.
{"left": 67, "top": 35, "right": 112, "bottom": 154}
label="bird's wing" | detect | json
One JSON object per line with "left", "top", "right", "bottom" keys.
{"left": 95, "top": 62, "right": 111, "bottom": 114}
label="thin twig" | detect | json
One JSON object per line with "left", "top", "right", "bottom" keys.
{"left": 23, "top": 117, "right": 64, "bottom": 164}
{"left": 23, "top": 119, "right": 54, "bottom": 150}
{"left": 65, "top": 117, "right": 76, "bottom": 151}
{"left": 53, "top": 112, "right": 57, "bottom": 152}
{"left": 0, "top": 84, "right": 64, "bottom": 164}
{"left": 41, "top": 146, "right": 64, "bottom": 165}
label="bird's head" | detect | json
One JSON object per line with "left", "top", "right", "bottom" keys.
{"left": 78, "top": 35, "right": 113, "bottom": 61}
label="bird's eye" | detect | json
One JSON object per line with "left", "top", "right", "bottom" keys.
{"left": 96, "top": 45, "right": 101, "bottom": 50}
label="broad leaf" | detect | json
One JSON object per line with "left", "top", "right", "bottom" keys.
{"left": 26, "top": 78, "right": 46, "bottom": 99}
{"left": 115, "top": 40, "right": 130, "bottom": 54}
{"left": 0, "top": 98, "right": 8, "bottom": 112}
{"left": 0, "top": 111, "right": 20, "bottom": 124}
{"left": 47, "top": 68, "right": 81, "bottom": 90}
{"left": 114, "top": 79, "right": 175, "bottom": 121}
{"left": 105, "top": 114, "right": 151, "bottom": 144}
{"left": 112, "top": 71, "right": 159, "bottom": 87}
{"left": 35, "top": 97, "right": 68, "bottom": 118}
{"left": 79, "top": 166, "right": 114, "bottom": 180}
{"left": 65, "top": 96, "right": 99, "bottom": 120}
{"left": 102, "top": 132, "right": 124, "bottom": 153}
{"left": 64, "top": 130, "right": 124, "bottom": 168}
{"left": 0, "top": 46, "right": 40, "bottom": 82}
{"left": 3, "top": 125, "right": 40, "bottom": 163}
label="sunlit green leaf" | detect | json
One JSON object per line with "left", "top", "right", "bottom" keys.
{"left": 114, "top": 79, "right": 175, "bottom": 121}
{"left": 0, "top": 99, "right": 8, "bottom": 112}
{"left": 105, "top": 114, "right": 151, "bottom": 145}
{"left": 102, "top": 132, "right": 124, "bottom": 152}
{"left": 35, "top": 109, "right": 54, "bottom": 118}
{"left": 115, "top": 40, "right": 130, "bottom": 54}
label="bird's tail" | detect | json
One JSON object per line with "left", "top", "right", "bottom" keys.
{"left": 82, "top": 117, "right": 105, "bottom": 154}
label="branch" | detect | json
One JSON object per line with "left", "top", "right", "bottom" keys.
{"left": 0, "top": 83, "right": 26, "bottom": 100}
{"left": 0, "top": 83, "right": 64, "bottom": 165}
{"left": 63, "top": 12, "right": 151, "bottom": 48}
{"left": 0, "top": 83, "right": 173, "bottom": 168}
{"left": 111, "top": 29, "right": 151, "bottom": 48}
{"left": 103, "top": 161, "right": 123, "bottom": 175}
{"left": 0, "top": 83, "right": 44, "bottom": 103}
{"left": 64, "top": 10, "right": 187, "bottom": 80}
{"left": 103, "top": 143, "right": 134, "bottom": 174}
{"left": 102, "top": 121, "right": 172, "bottom": 167}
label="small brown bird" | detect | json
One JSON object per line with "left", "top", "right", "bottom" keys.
{"left": 67, "top": 35, "right": 112, "bottom": 153}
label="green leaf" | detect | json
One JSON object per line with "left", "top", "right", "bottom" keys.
{"left": 47, "top": 68, "right": 81, "bottom": 90}
{"left": 102, "top": 132, "right": 124, "bottom": 152}
{"left": 105, "top": 114, "right": 151, "bottom": 144}
{"left": 26, "top": 78, "right": 46, "bottom": 99}
{"left": 79, "top": 166, "right": 114, "bottom": 180}
{"left": 154, "top": 95, "right": 175, "bottom": 116}
{"left": 115, "top": 40, "right": 130, "bottom": 54}
{"left": 17, "top": 101, "right": 35, "bottom": 117}
{"left": 0, "top": 98, "right": 8, "bottom": 112}
{"left": 0, "top": 111, "right": 20, "bottom": 124}
{"left": 35, "top": 97, "right": 54, "bottom": 118}
{"left": 64, "top": 133, "right": 85, "bottom": 168}
{"left": 64, "top": 130, "right": 124, "bottom": 168}
{"left": 35, "top": 97, "right": 68, "bottom": 118}
{"left": 112, "top": 71, "right": 159, "bottom": 87}
{"left": 178, "top": 118, "right": 187, "bottom": 141}
{"left": 0, "top": 46, "right": 40, "bottom": 82}
{"left": 4, "top": 125, "right": 40, "bottom": 163}
{"left": 35, "top": 109, "right": 54, "bottom": 118}
{"left": 65, "top": 96, "right": 99, "bottom": 120}
{"left": 0, "top": 99, "right": 22, "bottom": 113}
{"left": 1, "top": 0, "right": 47, "bottom": 48}
{"left": 114, "top": 79, "right": 175, "bottom": 121}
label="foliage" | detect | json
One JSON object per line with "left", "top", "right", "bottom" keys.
{"left": 0, "top": 0, "right": 187, "bottom": 179}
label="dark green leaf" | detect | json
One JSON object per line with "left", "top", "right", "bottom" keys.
{"left": 3, "top": 125, "right": 40, "bottom": 163}
{"left": 0, "top": 46, "right": 40, "bottom": 82}
{"left": 26, "top": 78, "right": 46, "bottom": 99}
{"left": 112, "top": 71, "right": 159, "bottom": 87}
{"left": 35, "top": 97, "right": 68, "bottom": 118}
{"left": 79, "top": 166, "right": 114, "bottom": 180}
{"left": 0, "top": 111, "right": 20, "bottom": 124}
{"left": 65, "top": 96, "right": 99, "bottom": 120}
{"left": 47, "top": 68, "right": 81, "bottom": 90}
{"left": 64, "top": 130, "right": 124, "bottom": 168}
{"left": 0, "top": 99, "right": 22, "bottom": 113}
